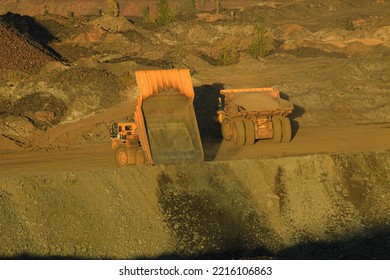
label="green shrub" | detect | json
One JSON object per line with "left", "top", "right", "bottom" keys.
{"left": 155, "top": 0, "right": 175, "bottom": 26}
{"left": 180, "top": 0, "right": 196, "bottom": 16}
{"left": 216, "top": 48, "right": 240, "bottom": 66}
{"left": 345, "top": 19, "right": 355, "bottom": 31}
{"left": 248, "top": 16, "right": 273, "bottom": 59}
{"left": 91, "top": 9, "right": 103, "bottom": 16}
{"left": 43, "top": 5, "right": 49, "bottom": 15}
{"left": 141, "top": 5, "right": 151, "bottom": 22}
{"left": 105, "top": 0, "right": 120, "bottom": 17}
{"left": 216, "top": 0, "right": 222, "bottom": 14}
{"left": 67, "top": 11, "right": 75, "bottom": 19}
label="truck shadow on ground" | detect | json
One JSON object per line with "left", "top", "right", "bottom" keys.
{"left": 150, "top": 225, "right": 390, "bottom": 259}
{"left": 276, "top": 225, "right": 390, "bottom": 259}
{"left": 279, "top": 92, "right": 305, "bottom": 140}
{"left": 151, "top": 224, "right": 390, "bottom": 259}
{"left": 2, "top": 226, "right": 388, "bottom": 260}
{"left": 193, "top": 84, "right": 225, "bottom": 161}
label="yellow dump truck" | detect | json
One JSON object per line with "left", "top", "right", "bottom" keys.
{"left": 111, "top": 69, "right": 204, "bottom": 166}
{"left": 217, "top": 87, "right": 294, "bottom": 145}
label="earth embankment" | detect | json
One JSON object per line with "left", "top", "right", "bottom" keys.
{"left": 0, "top": 151, "right": 388, "bottom": 259}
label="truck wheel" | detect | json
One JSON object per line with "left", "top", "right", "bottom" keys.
{"left": 272, "top": 117, "right": 282, "bottom": 143}
{"left": 221, "top": 120, "right": 233, "bottom": 141}
{"left": 280, "top": 116, "right": 292, "bottom": 143}
{"left": 243, "top": 119, "right": 255, "bottom": 145}
{"left": 115, "top": 147, "right": 128, "bottom": 167}
{"left": 232, "top": 118, "right": 245, "bottom": 146}
{"left": 134, "top": 149, "right": 145, "bottom": 165}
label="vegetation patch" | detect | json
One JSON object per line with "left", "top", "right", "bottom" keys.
{"left": 155, "top": 0, "right": 176, "bottom": 26}
{"left": 216, "top": 48, "right": 240, "bottom": 66}
{"left": 247, "top": 16, "right": 273, "bottom": 59}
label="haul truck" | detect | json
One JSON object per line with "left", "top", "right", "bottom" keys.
{"left": 111, "top": 69, "right": 204, "bottom": 166}
{"left": 217, "top": 87, "right": 294, "bottom": 145}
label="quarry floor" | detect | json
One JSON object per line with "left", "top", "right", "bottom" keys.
{"left": 0, "top": 0, "right": 390, "bottom": 259}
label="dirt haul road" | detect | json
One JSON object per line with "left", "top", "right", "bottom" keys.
{"left": 1, "top": 123, "right": 389, "bottom": 177}
{"left": 0, "top": 0, "right": 389, "bottom": 259}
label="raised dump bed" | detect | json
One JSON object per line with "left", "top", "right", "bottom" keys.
{"left": 142, "top": 92, "right": 203, "bottom": 164}
{"left": 222, "top": 87, "right": 293, "bottom": 116}
{"left": 134, "top": 69, "right": 204, "bottom": 164}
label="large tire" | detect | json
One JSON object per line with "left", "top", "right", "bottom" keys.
{"left": 232, "top": 118, "right": 245, "bottom": 146}
{"left": 115, "top": 147, "right": 128, "bottom": 167}
{"left": 243, "top": 118, "right": 255, "bottom": 145}
{"left": 134, "top": 148, "right": 146, "bottom": 165}
{"left": 280, "top": 116, "right": 292, "bottom": 143}
{"left": 221, "top": 119, "right": 233, "bottom": 141}
{"left": 272, "top": 117, "right": 282, "bottom": 143}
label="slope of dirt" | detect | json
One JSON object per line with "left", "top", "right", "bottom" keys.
{"left": 0, "top": 19, "right": 55, "bottom": 72}
{"left": 0, "top": 151, "right": 389, "bottom": 259}
{"left": 2, "top": 1, "right": 390, "bottom": 150}
{"left": 1, "top": 1, "right": 390, "bottom": 260}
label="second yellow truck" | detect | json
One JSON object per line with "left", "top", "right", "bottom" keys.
{"left": 217, "top": 87, "right": 294, "bottom": 145}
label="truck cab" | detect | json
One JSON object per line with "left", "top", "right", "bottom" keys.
{"left": 111, "top": 122, "right": 137, "bottom": 148}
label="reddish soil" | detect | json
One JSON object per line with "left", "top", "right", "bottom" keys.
{"left": 0, "top": 0, "right": 389, "bottom": 260}
{"left": 0, "top": 0, "right": 262, "bottom": 17}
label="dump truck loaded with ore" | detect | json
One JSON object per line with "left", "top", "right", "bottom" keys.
{"left": 217, "top": 88, "right": 294, "bottom": 145}
{"left": 111, "top": 69, "right": 294, "bottom": 166}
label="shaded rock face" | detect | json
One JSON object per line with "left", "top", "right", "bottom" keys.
{"left": 0, "top": 152, "right": 388, "bottom": 259}
{"left": 0, "top": 19, "right": 55, "bottom": 72}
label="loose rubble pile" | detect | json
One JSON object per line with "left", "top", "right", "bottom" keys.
{"left": 0, "top": 19, "right": 55, "bottom": 72}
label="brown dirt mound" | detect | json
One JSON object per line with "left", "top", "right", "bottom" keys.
{"left": 0, "top": 19, "right": 55, "bottom": 72}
